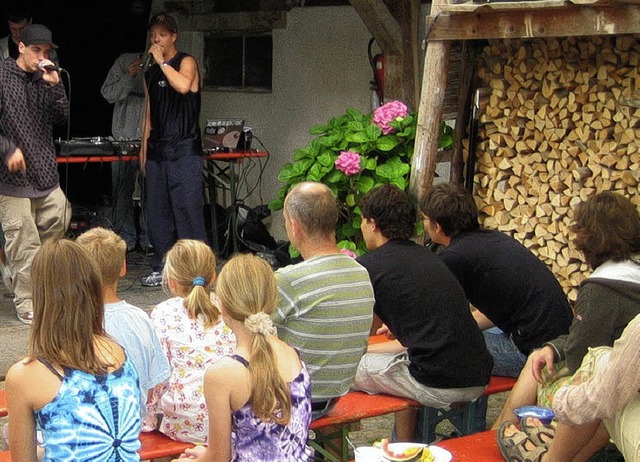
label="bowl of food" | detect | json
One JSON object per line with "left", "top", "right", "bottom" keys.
{"left": 513, "top": 405, "right": 555, "bottom": 425}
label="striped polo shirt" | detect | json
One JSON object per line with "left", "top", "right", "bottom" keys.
{"left": 273, "top": 253, "right": 375, "bottom": 402}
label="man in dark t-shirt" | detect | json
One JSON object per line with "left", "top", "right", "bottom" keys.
{"left": 420, "top": 183, "right": 572, "bottom": 377}
{"left": 140, "top": 13, "right": 208, "bottom": 287}
{"left": 353, "top": 184, "right": 493, "bottom": 442}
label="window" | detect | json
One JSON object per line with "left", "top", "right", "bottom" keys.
{"left": 203, "top": 33, "right": 273, "bottom": 92}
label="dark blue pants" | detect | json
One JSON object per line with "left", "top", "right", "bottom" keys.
{"left": 144, "top": 156, "right": 208, "bottom": 272}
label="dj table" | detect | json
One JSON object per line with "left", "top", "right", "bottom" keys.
{"left": 54, "top": 138, "right": 268, "bottom": 254}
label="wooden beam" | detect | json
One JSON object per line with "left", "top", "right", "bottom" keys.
{"left": 349, "top": 0, "right": 403, "bottom": 55}
{"left": 451, "top": 41, "right": 480, "bottom": 185}
{"left": 426, "top": 5, "right": 640, "bottom": 41}
{"left": 383, "top": 0, "right": 421, "bottom": 108}
{"left": 410, "top": 0, "right": 450, "bottom": 203}
{"left": 182, "top": 11, "right": 287, "bottom": 31}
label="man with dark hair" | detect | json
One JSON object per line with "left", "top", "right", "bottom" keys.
{"left": 420, "top": 182, "right": 572, "bottom": 378}
{"left": 140, "top": 13, "right": 208, "bottom": 286}
{"left": 0, "top": 5, "right": 32, "bottom": 61}
{"left": 353, "top": 183, "right": 493, "bottom": 441}
{"left": 272, "top": 181, "right": 375, "bottom": 417}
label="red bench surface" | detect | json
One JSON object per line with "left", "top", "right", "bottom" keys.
{"left": 139, "top": 430, "right": 195, "bottom": 459}
{"left": 310, "top": 391, "right": 418, "bottom": 430}
{"left": 0, "top": 389, "right": 6, "bottom": 418}
{"left": 434, "top": 429, "right": 502, "bottom": 461}
{"left": 484, "top": 376, "right": 517, "bottom": 395}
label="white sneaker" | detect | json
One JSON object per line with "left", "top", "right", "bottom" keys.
{"left": 141, "top": 271, "right": 162, "bottom": 287}
{"left": 17, "top": 310, "right": 33, "bottom": 325}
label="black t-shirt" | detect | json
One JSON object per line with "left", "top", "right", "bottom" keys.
{"left": 440, "top": 229, "right": 572, "bottom": 355}
{"left": 8, "top": 38, "right": 19, "bottom": 60}
{"left": 357, "top": 240, "right": 493, "bottom": 389}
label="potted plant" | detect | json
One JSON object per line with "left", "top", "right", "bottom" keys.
{"left": 269, "top": 100, "right": 453, "bottom": 256}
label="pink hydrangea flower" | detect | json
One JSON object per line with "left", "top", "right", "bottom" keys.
{"left": 340, "top": 248, "right": 357, "bottom": 259}
{"left": 335, "top": 151, "right": 362, "bottom": 176}
{"left": 372, "top": 100, "right": 409, "bottom": 134}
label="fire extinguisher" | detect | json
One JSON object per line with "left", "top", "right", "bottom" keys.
{"left": 368, "top": 38, "right": 384, "bottom": 109}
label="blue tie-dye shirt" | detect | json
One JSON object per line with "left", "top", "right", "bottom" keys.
{"left": 35, "top": 357, "right": 142, "bottom": 461}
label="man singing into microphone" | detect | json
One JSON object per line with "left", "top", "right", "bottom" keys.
{"left": 0, "top": 24, "right": 71, "bottom": 324}
{"left": 139, "top": 13, "right": 208, "bottom": 287}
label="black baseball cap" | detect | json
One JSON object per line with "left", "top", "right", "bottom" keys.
{"left": 148, "top": 13, "right": 178, "bottom": 33}
{"left": 21, "top": 24, "right": 58, "bottom": 48}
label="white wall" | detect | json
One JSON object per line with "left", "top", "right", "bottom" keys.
{"left": 199, "top": 6, "right": 375, "bottom": 241}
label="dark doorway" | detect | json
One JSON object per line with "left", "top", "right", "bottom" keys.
{"left": 1, "top": 1, "right": 152, "bottom": 207}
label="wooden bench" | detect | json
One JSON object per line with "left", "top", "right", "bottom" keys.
{"left": 0, "top": 430, "right": 194, "bottom": 462}
{"left": 308, "top": 391, "right": 420, "bottom": 462}
{"left": 139, "top": 430, "right": 195, "bottom": 460}
{"left": 421, "top": 375, "right": 517, "bottom": 443}
{"left": 434, "top": 429, "right": 502, "bottom": 461}
{"left": 0, "top": 389, "right": 6, "bottom": 418}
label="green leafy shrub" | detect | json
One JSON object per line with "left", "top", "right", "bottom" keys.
{"left": 269, "top": 101, "right": 453, "bottom": 256}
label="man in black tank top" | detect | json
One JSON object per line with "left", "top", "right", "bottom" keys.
{"left": 139, "top": 13, "right": 208, "bottom": 287}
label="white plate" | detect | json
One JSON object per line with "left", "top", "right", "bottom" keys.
{"left": 429, "top": 446, "right": 453, "bottom": 462}
{"left": 382, "top": 443, "right": 452, "bottom": 462}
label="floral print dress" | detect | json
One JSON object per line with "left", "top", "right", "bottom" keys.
{"left": 35, "top": 357, "right": 142, "bottom": 461}
{"left": 143, "top": 296, "right": 236, "bottom": 443}
{"left": 230, "top": 354, "right": 313, "bottom": 462}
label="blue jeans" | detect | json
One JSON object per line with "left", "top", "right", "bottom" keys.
{"left": 483, "top": 327, "right": 527, "bottom": 378}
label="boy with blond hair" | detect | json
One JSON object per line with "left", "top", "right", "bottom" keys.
{"left": 76, "top": 227, "right": 170, "bottom": 417}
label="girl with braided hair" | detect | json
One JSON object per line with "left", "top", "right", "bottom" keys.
{"left": 175, "top": 253, "right": 312, "bottom": 461}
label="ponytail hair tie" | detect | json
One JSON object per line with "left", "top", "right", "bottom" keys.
{"left": 245, "top": 313, "right": 276, "bottom": 336}
{"left": 192, "top": 276, "right": 206, "bottom": 287}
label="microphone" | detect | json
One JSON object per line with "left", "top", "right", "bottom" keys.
{"left": 142, "top": 53, "right": 154, "bottom": 70}
{"left": 38, "top": 61, "right": 62, "bottom": 72}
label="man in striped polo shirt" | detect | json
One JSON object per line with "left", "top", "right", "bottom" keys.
{"left": 272, "top": 181, "right": 375, "bottom": 419}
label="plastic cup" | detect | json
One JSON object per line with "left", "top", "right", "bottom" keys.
{"left": 355, "top": 446, "right": 383, "bottom": 462}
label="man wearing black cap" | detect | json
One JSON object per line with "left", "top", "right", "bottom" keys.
{"left": 0, "top": 23, "right": 71, "bottom": 324}
{"left": 139, "top": 13, "right": 208, "bottom": 287}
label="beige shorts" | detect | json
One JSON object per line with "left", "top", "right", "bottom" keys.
{"left": 352, "top": 351, "right": 485, "bottom": 409}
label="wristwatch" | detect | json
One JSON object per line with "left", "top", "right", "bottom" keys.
{"left": 162, "top": 62, "right": 169, "bottom": 67}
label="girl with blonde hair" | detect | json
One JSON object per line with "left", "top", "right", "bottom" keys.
{"left": 175, "top": 253, "right": 312, "bottom": 461}
{"left": 143, "top": 239, "right": 236, "bottom": 443}
{"left": 6, "top": 239, "right": 141, "bottom": 461}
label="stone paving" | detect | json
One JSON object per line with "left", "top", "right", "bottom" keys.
{"left": 0, "top": 249, "right": 167, "bottom": 379}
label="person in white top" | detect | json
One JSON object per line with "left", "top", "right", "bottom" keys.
{"left": 498, "top": 312, "right": 640, "bottom": 461}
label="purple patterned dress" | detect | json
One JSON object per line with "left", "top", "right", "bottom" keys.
{"left": 229, "top": 354, "right": 313, "bottom": 461}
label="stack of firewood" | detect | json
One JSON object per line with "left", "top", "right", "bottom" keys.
{"left": 469, "top": 35, "right": 640, "bottom": 301}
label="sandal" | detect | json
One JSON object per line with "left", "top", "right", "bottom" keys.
{"left": 520, "top": 417, "right": 555, "bottom": 448}
{"left": 497, "top": 422, "right": 547, "bottom": 462}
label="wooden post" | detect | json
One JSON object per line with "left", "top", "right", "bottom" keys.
{"left": 349, "top": 0, "right": 420, "bottom": 108}
{"left": 385, "top": 0, "right": 421, "bottom": 108}
{"left": 451, "top": 41, "right": 480, "bottom": 184}
{"left": 410, "top": 0, "right": 451, "bottom": 202}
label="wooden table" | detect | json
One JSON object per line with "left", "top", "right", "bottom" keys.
{"left": 56, "top": 150, "right": 268, "bottom": 254}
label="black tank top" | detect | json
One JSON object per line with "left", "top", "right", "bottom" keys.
{"left": 145, "top": 51, "right": 202, "bottom": 161}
